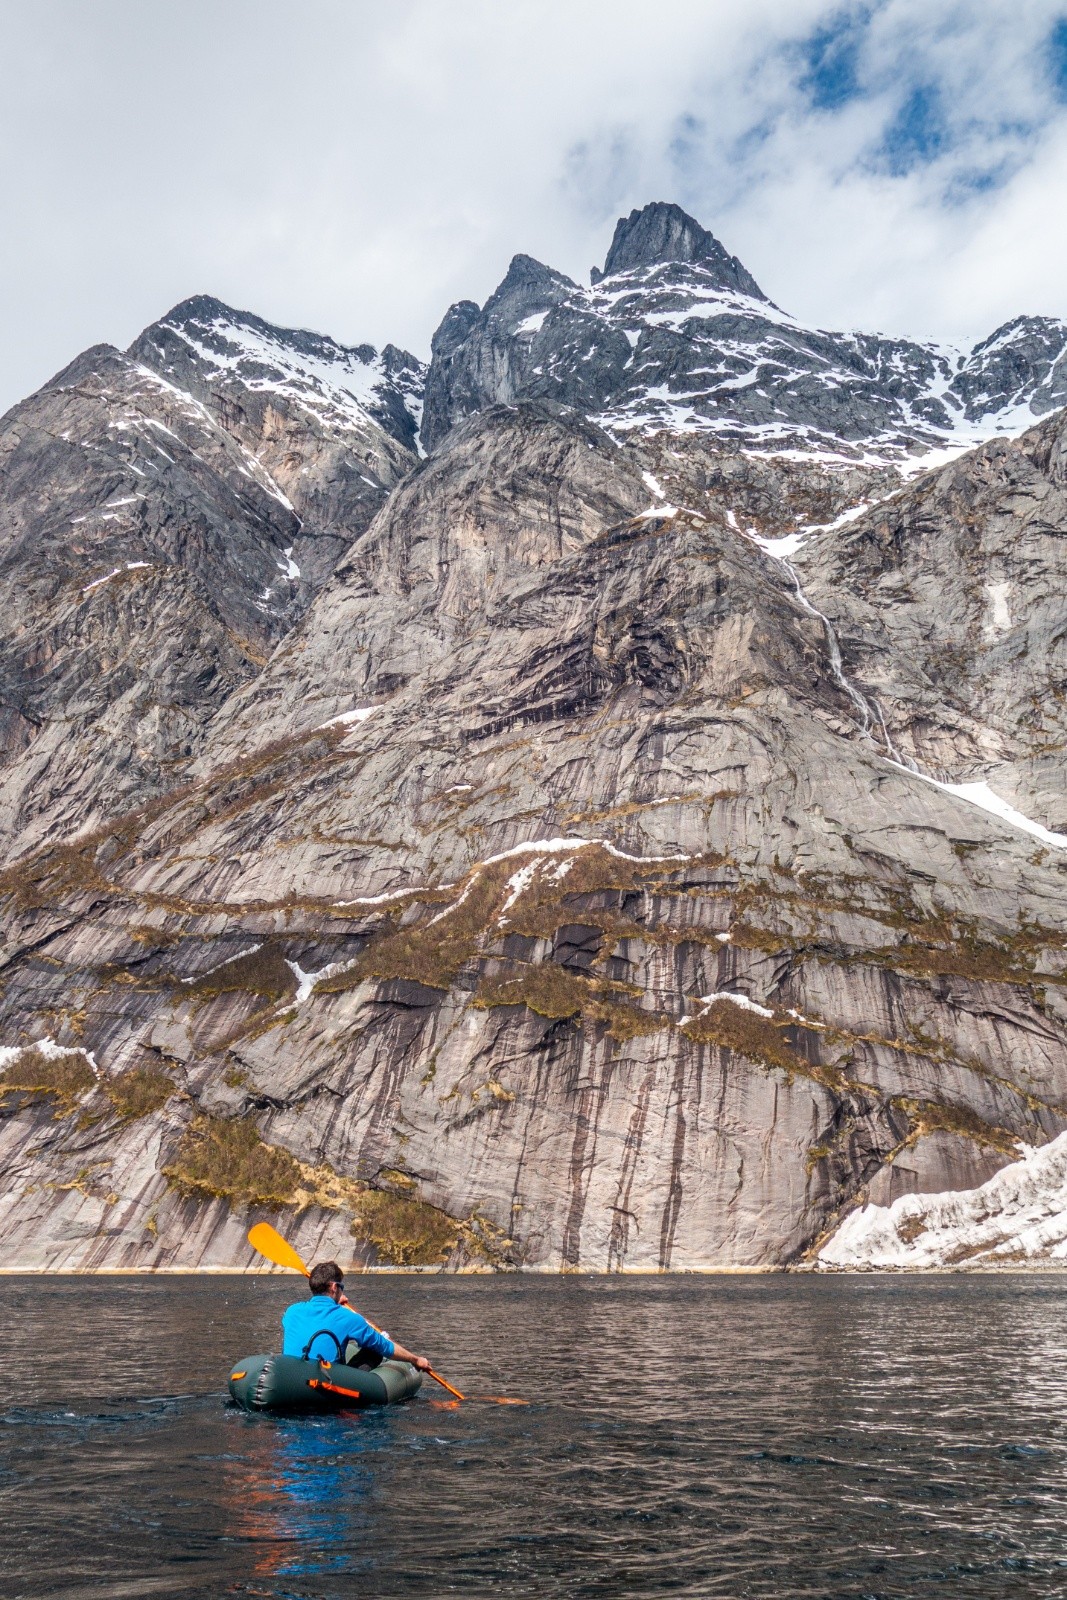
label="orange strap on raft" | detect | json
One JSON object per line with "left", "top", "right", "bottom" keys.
{"left": 307, "top": 1377, "right": 367, "bottom": 1401}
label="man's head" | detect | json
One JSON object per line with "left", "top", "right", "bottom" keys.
{"left": 308, "top": 1260, "right": 344, "bottom": 1299}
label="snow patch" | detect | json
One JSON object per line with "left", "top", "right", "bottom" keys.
{"left": 891, "top": 764, "right": 1067, "bottom": 849}
{"left": 333, "top": 886, "right": 441, "bottom": 910}
{"left": 161, "top": 311, "right": 424, "bottom": 448}
{"left": 334, "top": 838, "right": 689, "bottom": 927}
{"left": 81, "top": 561, "right": 150, "bottom": 595}
{"left": 179, "top": 946, "right": 262, "bottom": 984}
{"left": 574, "top": 259, "right": 1066, "bottom": 464}
{"left": 497, "top": 855, "right": 575, "bottom": 923}
{"left": 750, "top": 530, "right": 806, "bottom": 560}
{"left": 986, "top": 580, "right": 1012, "bottom": 634}
{"left": 480, "top": 837, "right": 690, "bottom": 869}
{"left": 816, "top": 1133, "right": 1067, "bottom": 1270}
{"left": 682, "top": 990, "right": 774, "bottom": 1025}
{"left": 498, "top": 863, "right": 538, "bottom": 919}
{"left": 277, "top": 546, "right": 301, "bottom": 581}
{"left": 318, "top": 706, "right": 377, "bottom": 730}
{"left": 940, "top": 780, "right": 1067, "bottom": 849}
{"left": 427, "top": 874, "right": 478, "bottom": 926}
{"left": 0, "top": 1036, "right": 101, "bottom": 1078}
{"left": 285, "top": 958, "right": 354, "bottom": 1004}
{"left": 428, "top": 835, "right": 689, "bottom": 926}
{"left": 739, "top": 509, "right": 870, "bottom": 562}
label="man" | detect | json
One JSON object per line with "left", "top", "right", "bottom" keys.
{"left": 281, "top": 1260, "right": 431, "bottom": 1372}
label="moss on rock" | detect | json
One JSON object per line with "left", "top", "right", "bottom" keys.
{"left": 161, "top": 1113, "right": 497, "bottom": 1266}
{"left": 181, "top": 943, "right": 297, "bottom": 1001}
{"left": 164, "top": 1114, "right": 305, "bottom": 1208}
{"left": 105, "top": 1065, "right": 174, "bottom": 1123}
{"left": 351, "top": 1189, "right": 463, "bottom": 1267}
{"left": 0, "top": 1046, "right": 96, "bottom": 1114}
{"left": 895, "top": 1095, "right": 1021, "bottom": 1157}
{"left": 683, "top": 999, "right": 808, "bottom": 1074}
{"left": 682, "top": 999, "right": 849, "bottom": 1091}
{"left": 473, "top": 961, "right": 668, "bottom": 1042}
{"left": 322, "top": 843, "right": 720, "bottom": 994}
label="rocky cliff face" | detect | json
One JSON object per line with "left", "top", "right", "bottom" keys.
{"left": 0, "top": 301, "right": 420, "bottom": 860}
{"left": 2, "top": 202, "right": 1067, "bottom": 1272}
{"left": 130, "top": 294, "right": 424, "bottom": 561}
{"left": 793, "top": 420, "right": 1067, "bottom": 814}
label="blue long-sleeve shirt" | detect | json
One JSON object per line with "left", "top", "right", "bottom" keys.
{"left": 281, "top": 1294, "right": 395, "bottom": 1363}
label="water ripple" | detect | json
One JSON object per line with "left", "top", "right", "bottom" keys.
{"left": 0, "top": 1274, "right": 1066, "bottom": 1596}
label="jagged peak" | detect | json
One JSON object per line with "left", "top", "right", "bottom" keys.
{"left": 430, "top": 300, "right": 481, "bottom": 359}
{"left": 481, "top": 254, "right": 578, "bottom": 329}
{"left": 38, "top": 343, "right": 128, "bottom": 397}
{"left": 593, "top": 201, "right": 767, "bottom": 302}
{"left": 486, "top": 253, "right": 576, "bottom": 301}
{"left": 137, "top": 294, "right": 381, "bottom": 370}
{"left": 967, "top": 313, "right": 1067, "bottom": 358}
{"left": 127, "top": 295, "right": 425, "bottom": 456}
{"left": 155, "top": 292, "right": 242, "bottom": 328}
{"left": 379, "top": 342, "right": 427, "bottom": 378}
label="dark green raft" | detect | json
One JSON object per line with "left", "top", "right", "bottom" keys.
{"left": 228, "top": 1354, "right": 423, "bottom": 1413}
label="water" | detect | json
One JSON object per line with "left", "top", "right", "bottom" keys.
{"left": 1, "top": 1274, "right": 1067, "bottom": 1598}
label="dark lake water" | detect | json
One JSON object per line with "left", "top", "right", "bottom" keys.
{"left": 1, "top": 1274, "right": 1066, "bottom": 1598}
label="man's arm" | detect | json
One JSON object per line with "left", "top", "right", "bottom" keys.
{"left": 337, "top": 1305, "right": 430, "bottom": 1370}
{"left": 387, "top": 1341, "right": 431, "bottom": 1372}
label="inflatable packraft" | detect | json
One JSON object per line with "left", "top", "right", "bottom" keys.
{"left": 228, "top": 1354, "right": 423, "bottom": 1413}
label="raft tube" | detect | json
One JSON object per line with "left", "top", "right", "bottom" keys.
{"left": 228, "top": 1354, "right": 423, "bottom": 1413}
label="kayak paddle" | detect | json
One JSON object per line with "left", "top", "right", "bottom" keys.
{"left": 248, "top": 1221, "right": 309, "bottom": 1276}
{"left": 246, "top": 1221, "right": 469, "bottom": 1401}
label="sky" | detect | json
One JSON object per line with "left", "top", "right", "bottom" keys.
{"left": 3, "top": 0, "right": 1067, "bottom": 414}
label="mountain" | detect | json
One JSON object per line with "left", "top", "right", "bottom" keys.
{"left": 0, "top": 300, "right": 421, "bottom": 858}
{"left": 422, "top": 199, "right": 1067, "bottom": 458}
{"left": 2, "top": 203, "right": 1067, "bottom": 1273}
{"left": 594, "top": 201, "right": 767, "bottom": 293}
{"left": 131, "top": 293, "right": 424, "bottom": 469}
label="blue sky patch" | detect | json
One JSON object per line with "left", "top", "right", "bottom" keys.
{"left": 797, "top": 6, "right": 875, "bottom": 110}
{"left": 1047, "top": 18, "right": 1067, "bottom": 101}
{"left": 668, "top": 112, "right": 705, "bottom": 173}
{"left": 943, "top": 162, "right": 1014, "bottom": 206}
{"left": 877, "top": 83, "right": 948, "bottom": 174}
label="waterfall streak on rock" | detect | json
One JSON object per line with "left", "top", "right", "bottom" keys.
{"left": 779, "top": 557, "right": 876, "bottom": 744}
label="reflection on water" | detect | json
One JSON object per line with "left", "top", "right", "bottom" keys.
{"left": 1, "top": 1273, "right": 1067, "bottom": 1597}
{"left": 226, "top": 1412, "right": 394, "bottom": 1584}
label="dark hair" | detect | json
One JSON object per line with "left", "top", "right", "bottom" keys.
{"left": 309, "top": 1260, "right": 343, "bottom": 1295}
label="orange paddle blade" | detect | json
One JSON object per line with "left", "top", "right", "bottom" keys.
{"left": 426, "top": 1366, "right": 465, "bottom": 1400}
{"left": 248, "top": 1222, "right": 309, "bottom": 1276}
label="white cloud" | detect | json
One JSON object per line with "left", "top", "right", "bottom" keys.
{"left": 2, "top": 0, "right": 1067, "bottom": 415}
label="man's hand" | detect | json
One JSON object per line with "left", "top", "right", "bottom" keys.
{"left": 413, "top": 1356, "right": 431, "bottom": 1372}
